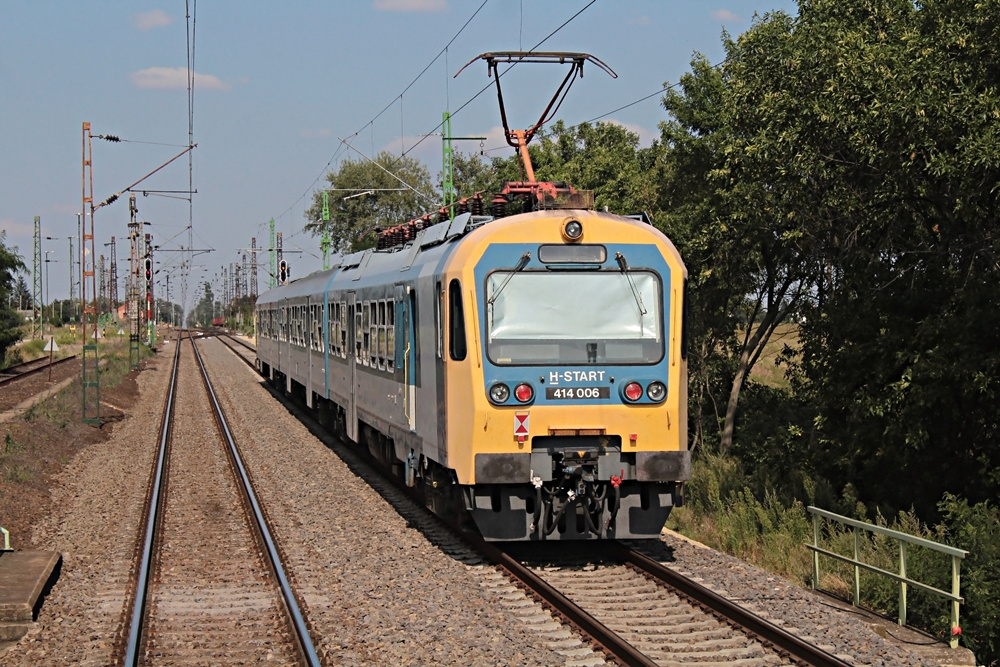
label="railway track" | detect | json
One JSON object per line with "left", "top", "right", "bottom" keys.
{"left": 214, "top": 332, "right": 256, "bottom": 366}
{"left": 0, "top": 354, "right": 78, "bottom": 387}
{"left": 209, "top": 339, "right": 852, "bottom": 667}
{"left": 117, "top": 330, "right": 320, "bottom": 665}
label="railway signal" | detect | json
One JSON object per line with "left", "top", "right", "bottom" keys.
{"left": 278, "top": 259, "right": 288, "bottom": 284}
{"left": 143, "top": 257, "right": 153, "bottom": 287}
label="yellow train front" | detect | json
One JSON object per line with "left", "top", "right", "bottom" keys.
{"left": 255, "top": 197, "right": 689, "bottom": 541}
{"left": 443, "top": 208, "right": 689, "bottom": 540}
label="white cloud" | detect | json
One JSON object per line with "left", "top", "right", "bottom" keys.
{"left": 133, "top": 9, "right": 173, "bottom": 31}
{"left": 0, "top": 218, "right": 36, "bottom": 247}
{"left": 131, "top": 67, "right": 230, "bottom": 91}
{"left": 301, "top": 129, "right": 333, "bottom": 139}
{"left": 711, "top": 9, "right": 743, "bottom": 23}
{"left": 374, "top": 0, "right": 447, "bottom": 12}
{"left": 602, "top": 119, "right": 659, "bottom": 148}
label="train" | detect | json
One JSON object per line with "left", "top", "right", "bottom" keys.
{"left": 253, "top": 52, "right": 690, "bottom": 541}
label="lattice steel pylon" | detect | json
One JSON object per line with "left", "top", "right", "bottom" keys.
{"left": 127, "top": 211, "right": 142, "bottom": 370}
{"left": 32, "top": 216, "right": 42, "bottom": 339}
{"left": 250, "top": 237, "right": 258, "bottom": 298}
{"left": 81, "top": 122, "right": 100, "bottom": 425}
{"left": 108, "top": 236, "right": 119, "bottom": 310}
{"left": 99, "top": 255, "right": 106, "bottom": 311}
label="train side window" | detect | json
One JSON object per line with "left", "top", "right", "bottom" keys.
{"left": 377, "top": 300, "right": 387, "bottom": 370}
{"left": 354, "top": 308, "right": 361, "bottom": 361}
{"left": 362, "top": 301, "right": 371, "bottom": 366}
{"left": 316, "top": 305, "right": 324, "bottom": 353}
{"left": 386, "top": 300, "right": 395, "bottom": 371}
{"left": 448, "top": 279, "right": 467, "bottom": 361}
{"left": 340, "top": 301, "right": 348, "bottom": 359}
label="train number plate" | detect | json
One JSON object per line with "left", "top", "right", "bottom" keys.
{"left": 545, "top": 387, "right": 610, "bottom": 400}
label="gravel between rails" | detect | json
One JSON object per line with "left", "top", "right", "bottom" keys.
{"left": 2, "top": 348, "right": 171, "bottom": 666}
{"left": 196, "top": 336, "right": 584, "bottom": 666}
{"left": 141, "top": 338, "right": 298, "bottom": 663}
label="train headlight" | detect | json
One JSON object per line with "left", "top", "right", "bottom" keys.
{"left": 646, "top": 381, "right": 666, "bottom": 402}
{"left": 489, "top": 383, "right": 510, "bottom": 404}
{"left": 514, "top": 383, "right": 534, "bottom": 403}
{"left": 561, "top": 219, "right": 584, "bottom": 243}
{"left": 623, "top": 381, "right": 643, "bottom": 402}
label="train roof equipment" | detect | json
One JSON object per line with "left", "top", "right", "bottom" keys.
{"left": 456, "top": 51, "right": 616, "bottom": 212}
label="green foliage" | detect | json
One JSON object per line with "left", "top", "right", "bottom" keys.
{"left": 303, "top": 152, "right": 436, "bottom": 254}
{"left": 0, "top": 231, "right": 27, "bottom": 363}
{"left": 936, "top": 495, "right": 1000, "bottom": 661}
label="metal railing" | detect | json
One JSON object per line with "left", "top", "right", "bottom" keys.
{"left": 806, "top": 506, "right": 967, "bottom": 648}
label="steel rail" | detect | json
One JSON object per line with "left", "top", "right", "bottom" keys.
{"left": 220, "top": 332, "right": 256, "bottom": 352}
{"left": 607, "top": 543, "right": 853, "bottom": 667}
{"left": 190, "top": 335, "right": 321, "bottom": 666}
{"left": 474, "top": 536, "right": 659, "bottom": 667}
{"left": 214, "top": 334, "right": 257, "bottom": 369}
{"left": 123, "top": 331, "right": 182, "bottom": 666}
{"left": 0, "top": 354, "right": 79, "bottom": 387}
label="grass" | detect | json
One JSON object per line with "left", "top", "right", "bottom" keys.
{"left": 667, "top": 451, "right": 962, "bottom": 639}
{"left": 746, "top": 321, "right": 800, "bottom": 391}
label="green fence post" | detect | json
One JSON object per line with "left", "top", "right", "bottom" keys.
{"left": 951, "top": 555, "right": 961, "bottom": 648}
{"left": 853, "top": 526, "right": 861, "bottom": 606}
{"left": 812, "top": 513, "right": 820, "bottom": 589}
{"left": 899, "top": 540, "right": 908, "bottom": 626}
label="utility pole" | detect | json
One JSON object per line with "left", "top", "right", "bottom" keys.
{"left": 32, "top": 217, "right": 42, "bottom": 339}
{"left": 276, "top": 232, "right": 283, "bottom": 280}
{"left": 81, "top": 122, "right": 100, "bottom": 425}
{"left": 98, "top": 254, "right": 106, "bottom": 314}
{"left": 269, "top": 219, "right": 276, "bottom": 289}
{"left": 127, "top": 196, "right": 142, "bottom": 370}
{"left": 107, "top": 236, "right": 119, "bottom": 310}
{"left": 145, "top": 232, "right": 154, "bottom": 346}
{"left": 68, "top": 236, "right": 75, "bottom": 320}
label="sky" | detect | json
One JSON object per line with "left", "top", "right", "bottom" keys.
{"left": 1, "top": 0, "right": 798, "bottom": 314}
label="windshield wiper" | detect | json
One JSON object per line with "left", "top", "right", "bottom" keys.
{"left": 488, "top": 252, "right": 531, "bottom": 305}
{"left": 615, "top": 251, "right": 647, "bottom": 316}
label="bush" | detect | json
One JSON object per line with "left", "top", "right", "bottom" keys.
{"left": 935, "top": 495, "right": 1000, "bottom": 664}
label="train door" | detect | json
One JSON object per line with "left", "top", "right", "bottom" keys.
{"left": 346, "top": 291, "right": 358, "bottom": 442}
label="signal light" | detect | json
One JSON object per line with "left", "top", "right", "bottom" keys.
{"left": 561, "top": 219, "right": 584, "bottom": 242}
{"left": 278, "top": 259, "right": 288, "bottom": 283}
{"left": 623, "top": 381, "right": 643, "bottom": 402}
{"left": 646, "top": 381, "right": 666, "bottom": 402}
{"left": 489, "top": 383, "right": 510, "bottom": 404}
{"left": 143, "top": 258, "right": 152, "bottom": 284}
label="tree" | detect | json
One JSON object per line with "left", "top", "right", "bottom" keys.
{"left": 0, "top": 231, "right": 27, "bottom": 362}
{"left": 12, "top": 275, "right": 31, "bottom": 311}
{"left": 303, "top": 151, "right": 436, "bottom": 254}
{"left": 705, "top": 0, "right": 1000, "bottom": 516}
{"left": 656, "top": 47, "right": 818, "bottom": 456}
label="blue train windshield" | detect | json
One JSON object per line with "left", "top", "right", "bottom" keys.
{"left": 486, "top": 270, "right": 663, "bottom": 365}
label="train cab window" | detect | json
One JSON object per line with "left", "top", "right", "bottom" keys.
{"left": 449, "top": 279, "right": 467, "bottom": 361}
{"left": 486, "top": 270, "right": 663, "bottom": 365}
